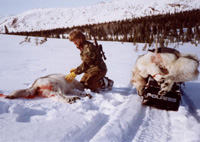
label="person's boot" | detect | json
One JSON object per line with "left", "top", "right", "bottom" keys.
{"left": 100, "top": 77, "right": 114, "bottom": 91}
{"left": 106, "top": 77, "right": 114, "bottom": 90}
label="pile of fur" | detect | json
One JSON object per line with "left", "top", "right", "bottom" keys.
{"left": 131, "top": 48, "right": 199, "bottom": 96}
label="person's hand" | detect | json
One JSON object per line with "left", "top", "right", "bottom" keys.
{"left": 65, "top": 72, "right": 77, "bottom": 83}
{"left": 70, "top": 68, "right": 76, "bottom": 73}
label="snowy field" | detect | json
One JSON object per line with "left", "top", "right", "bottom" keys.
{"left": 0, "top": 34, "right": 200, "bottom": 142}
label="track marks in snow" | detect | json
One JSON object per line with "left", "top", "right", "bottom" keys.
{"left": 95, "top": 87, "right": 172, "bottom": 142}
{"left": 61, "top": 112, "right": 108, "bottom": 142}
{"left": 1, "top": 84, "right": 198, "bottom": 142}
{"left": 60, "top": 87, "right": 134, "bottom": 142}
{"left": 99, "top": 86, "right": 173, "bottom": 142}
{"left": 132, "top": 108, "right": 172, "bottom": 142}
{"left": 90, "top": 87, "right": 146, "bottom": 142}
{"left": 123, "top": 104, "right": 147, "bottom": 142}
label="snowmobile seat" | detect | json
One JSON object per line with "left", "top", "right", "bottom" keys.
{"left": 148, "top": 47, "right": 180, "bottom": 58}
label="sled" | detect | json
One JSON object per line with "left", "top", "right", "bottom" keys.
{"left": 141, "top": 76, "right": 181, "bottom": 111}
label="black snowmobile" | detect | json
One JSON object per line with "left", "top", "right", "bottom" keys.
{"left": 141, "top": 75, "right": 182, "bottom": 111}
{"left": 138, "top": 47, "right": 182, "bottom": 111}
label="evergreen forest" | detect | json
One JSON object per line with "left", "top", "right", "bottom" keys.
{"left": 7, "top": 9, "right": 200, "bottom": 45}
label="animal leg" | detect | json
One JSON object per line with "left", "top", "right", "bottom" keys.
{"left": 68, "top": 89, "right": 92, "bottom": 99}
{"left": 158, "top": 79, "right": 174, "bottom": 95}
{"left": 66, "top": 96, "right": 81, "bottom": 104}
{"left": 56, "top": 92, "right": 81, "bottom": 104}
{"left": 57, "top": 89, "right": 92, "bottom": 104}
{"left": 131, "top": 66, "right": 147, "bottom": 96}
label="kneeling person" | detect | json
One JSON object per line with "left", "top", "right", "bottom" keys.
{"left": 65, "top": 29, "right": 113, "bottom": 92}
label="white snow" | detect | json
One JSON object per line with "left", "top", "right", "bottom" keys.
{"left": 0, "top": 0, "right": 200, "bottom": 33}
{"left": 0, "top": 34, "right": 200, "bottom": 142}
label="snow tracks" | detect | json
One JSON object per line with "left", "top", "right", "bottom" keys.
{"left": 78, "top": 86, "right": 200, "bottom": 142}
{"left": 89, "top": 87, "right": 173, "bottom": 142}
{"left": 0, "top": 86, "right": 200, "bottom": 142}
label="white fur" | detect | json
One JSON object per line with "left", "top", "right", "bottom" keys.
{"left": 6, "top": 74, "right": 92, "bottom": 103}
{"left": 131, "top": 51, "right": 199, "bottom": 95}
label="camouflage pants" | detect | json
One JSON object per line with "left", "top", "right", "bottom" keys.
{"left": 80, "top": 66, "right": 107, "bottom": 92}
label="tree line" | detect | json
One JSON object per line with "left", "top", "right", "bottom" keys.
{"left": 6, "top": 9, "right": 200, "bottom": 44}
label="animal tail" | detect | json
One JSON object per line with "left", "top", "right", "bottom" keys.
{"left": 181, "top": 53, "right": 199, "bottom": 64}
{"left": 181, "top": 53, "right": 200, "bottom": 78}
{"left": 5, "top": 87, "right": 38, "bottom": 99}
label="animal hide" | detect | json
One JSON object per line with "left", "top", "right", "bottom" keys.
{"left": 131, "top": 50, "right": 199, "bottom": 95}
{"left": 5, "top": 74, "right": 92, "bottom": 103}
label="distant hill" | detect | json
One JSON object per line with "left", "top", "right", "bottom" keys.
{"left": 0, "top": 0, "right": 200, "bottom": 33}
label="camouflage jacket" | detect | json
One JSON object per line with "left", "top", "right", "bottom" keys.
{"left": 74, "top": 41, "right": 107, "bottom": 75}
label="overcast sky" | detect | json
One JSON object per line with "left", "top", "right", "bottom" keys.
{"left": 0, "top": 0, "right": 113, "bottom": 16}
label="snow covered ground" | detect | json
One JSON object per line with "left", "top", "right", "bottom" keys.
{"left": 0, "top": 34, "right": 200, "bottom": 142}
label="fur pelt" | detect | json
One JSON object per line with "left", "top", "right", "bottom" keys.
{"left": 131, "top": 51, "right": 199, "bottom": 95}
{"left": 6, "top": 74, "right": 92, "bottom": 103}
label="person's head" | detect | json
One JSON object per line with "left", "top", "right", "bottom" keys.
{"left": 69, "top": 29, "right": 86, "bottom": 48}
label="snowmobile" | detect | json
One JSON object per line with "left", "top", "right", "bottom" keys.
{"left": 141, "top": 76, "right": 181, "bottom": 111}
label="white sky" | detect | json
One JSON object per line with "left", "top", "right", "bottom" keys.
{"left": 0, "top": 0, "right": 113, "bottom": 16}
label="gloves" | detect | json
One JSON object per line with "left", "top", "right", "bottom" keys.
{"left": 70, "top": 68, "right": 76, "bottom": 73}
{"left": 65, "top": 72, "right": 77, "bottom": 83}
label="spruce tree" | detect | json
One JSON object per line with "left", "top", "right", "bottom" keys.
{"left": 4, "top": 25, "right": 9, "bottom": 34}
{"left": 186, "top": 24, "right": 193, "bottom": 42}
{"left": 133, "top": 30, "right": 138, "bottom": 45}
